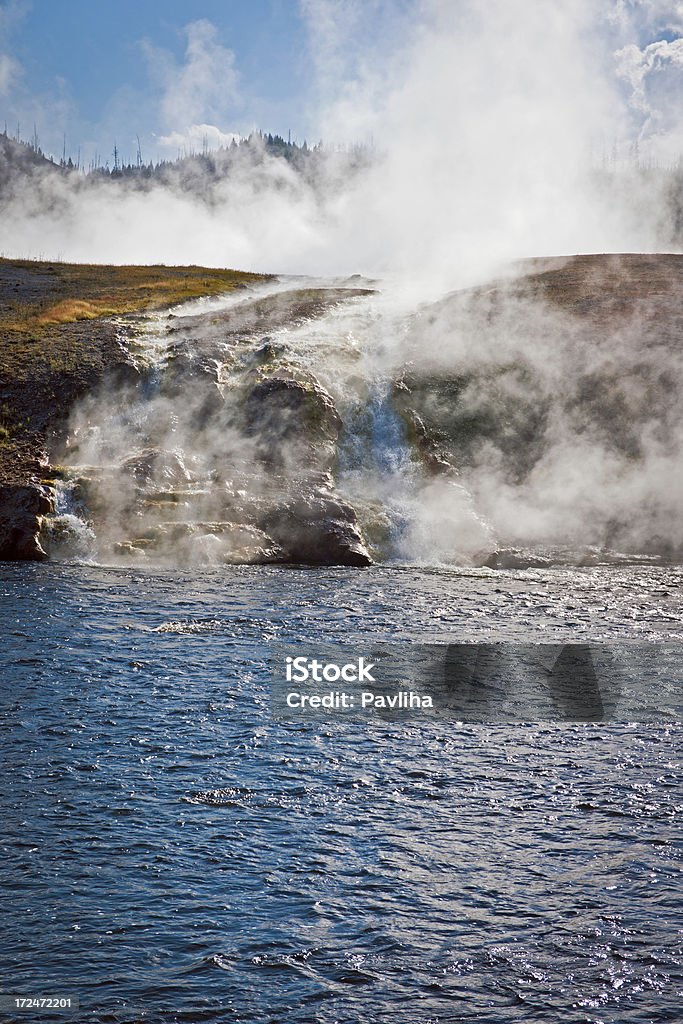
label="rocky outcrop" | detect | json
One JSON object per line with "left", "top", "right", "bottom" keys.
{"left": 245, "top": 371, "right": 342, "bottom": 472}
{"left": 16, "top": 282, "right": 380, "bottom": 568}
{"left": 484, "top": 546, "right": 665, "bottom": 569}
{"left": 114, "top": 520, "right": 285, "bottom": 565}
{"left": 392, "top": 364, "right": 550, "bottom": 481}
{"left": 120, "top": 448, "right": 195, "bottom": 487}
{"left": 90, "top": 458, "right": 372, "bottom": 567}
{"left": 260, "top": 487, "right": 372, "bottom": 567}
{"left": 390, "top": 389, "right": 454, "bottom": 476}
{"left": 0, "top": 483, "right": 53, "bottom": 560}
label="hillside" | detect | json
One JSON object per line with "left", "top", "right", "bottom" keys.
{"left": 0, "top": 258, "right": 270, "bottom": 486}
{"left": 1, "top": 252, "right": 682, "bottom": 563}
{"left": 0, "top": 133, "right": 60, "bottom": 189}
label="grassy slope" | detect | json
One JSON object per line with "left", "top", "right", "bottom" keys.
{"left": 0, "top": 258, "right": 268, "bottom": 336}
{"left": 0, "top": 258, "right": 271, "bottom": 481}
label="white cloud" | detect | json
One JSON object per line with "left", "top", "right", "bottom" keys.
{"left": 157, "top": 123, "right": 241, "bottom": 153}
{"left": 143, "top": 19, "right": 241, "bottom": 134}
{"left": 609, "top": 0, "right": 683, "bottom": 38}
{"left": 616, "top": 35, "right": 683, "bottom": 160}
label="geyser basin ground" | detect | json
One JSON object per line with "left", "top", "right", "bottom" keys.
{"left": 2, "top": 252, "right": 683, "bottom": 568}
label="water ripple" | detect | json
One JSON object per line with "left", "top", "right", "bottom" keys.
{"left": 0, "top": 563, "right": 681, "bottom": 1023}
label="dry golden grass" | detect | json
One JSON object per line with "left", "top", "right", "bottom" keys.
{"left": 36, "top": 299, "right": 117, "bottom": 325}
{"left": 1, "top": 258, "right": 271, "bottom": 336}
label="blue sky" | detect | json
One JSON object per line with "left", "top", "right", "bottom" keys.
{"left": 2, "top": 1, "right": 683, "bottom": 170}
{"left": 0, "top": 0, "right": 415, "bottom": 165}
{"left": 11, "top": 2, "right": 308, "bottom": 119}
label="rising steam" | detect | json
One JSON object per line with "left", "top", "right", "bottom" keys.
{"left": 1, "top": 1, "right": 683, "bottom": 284}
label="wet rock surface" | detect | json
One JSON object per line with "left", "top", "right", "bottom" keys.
{"left": 0, "top": 483, "right": 53, "bottom": 560}
{"left": 114, "top": 521, "right": 286, "bottom": 566}
{"left": 245, "top": 372, "right": 342, "bottom": 472}
{"left": 260, "top": 486, "right": 372, "bottom": 567}
{"left": 35, "top": 283, "right": 376, "bottom": 567}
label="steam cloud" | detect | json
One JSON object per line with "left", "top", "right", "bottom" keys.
{"left": 1, "top": 1, "right": 683, "bottom": 282}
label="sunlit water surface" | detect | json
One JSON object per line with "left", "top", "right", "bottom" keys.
{"left": 1, "top": 563, "right": 682, "bottom": 1023}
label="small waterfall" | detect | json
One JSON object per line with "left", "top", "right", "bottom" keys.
{"left": 365, "top": 380, "right": 414, "bottom": 477}
{"left": 337, "top": 376, "right": 493, "bottom": 564}
{"left": 337, "top": 378, "right": 417, "bottom": 557}
{"left": 41, "top": 478, "right": 96, "bottom": 561}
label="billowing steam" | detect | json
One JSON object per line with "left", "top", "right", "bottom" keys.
{"left": 1, "top": 1, "right": 683, "bottom": 284}
{"left": 395, "top": 254, "right": 683, "bottom": 561}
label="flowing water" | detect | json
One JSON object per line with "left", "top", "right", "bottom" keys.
{"left": 1, "top": 561, "right": 682, "bottom": 1023}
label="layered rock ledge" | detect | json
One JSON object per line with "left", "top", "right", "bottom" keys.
{"left": 0, "top": 258, "right": 374, "bottom": 566}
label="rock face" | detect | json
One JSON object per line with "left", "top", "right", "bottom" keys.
{"left": 0, "top": 483, "right": 53, "bottom": 560}
{"left": 77, "top": 450, "right": 373, "bottom": 567}
{"left": 392, "top": 365, "right": 550, "bottom": 482}
{"left": 245, "top": 372, "right": 342, "bottom": 472}
{"left": 120, "top": 448, "right": 194, "bottom": 487}
{"left": 261, "top": 487, "right": 372, "bottom": 567}
{"left": 27, "top": 284, "right": 377, "bottom": 568}
{"left": 113, "top": 521, "right": 286, "bottom": 565}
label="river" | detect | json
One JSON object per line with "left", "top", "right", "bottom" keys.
{"left": 1, "top": 561, "right": 681, "bottom": 1023}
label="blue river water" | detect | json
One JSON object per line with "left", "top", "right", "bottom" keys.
{"left": 1, "top": 562, "right": 682, "bottom": 1023}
